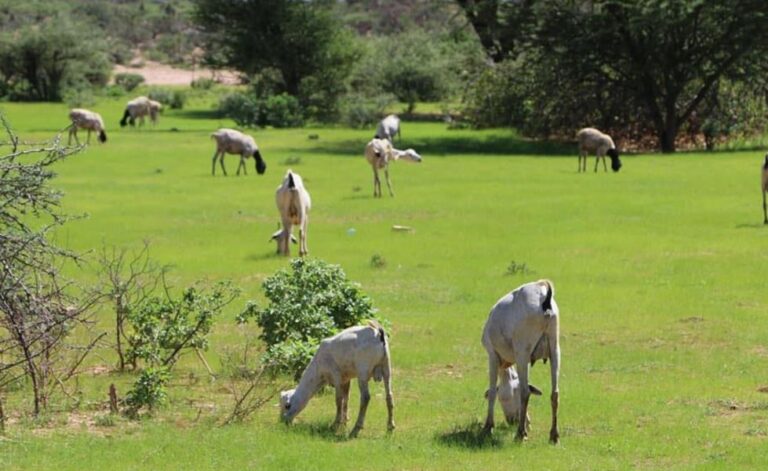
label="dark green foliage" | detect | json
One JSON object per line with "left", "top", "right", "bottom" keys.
{"left": 194, "top": 0, "right": 360, "bottom": 121}
{"left": 217, "top": 92, "right": 303, "bottom": 128}
{"left": 148, "top": 88, "right": 186, "bottom": 110}
{"left": 339, "top": 93, "right": 396, "bottom": 128}
{"left": 460, "top": 0, "right": 768, "bottom": 152}
{"left": 0, "top": 18, "right": 110, "bottom": 101}
{"left": 126, "top": 281, "right": 240, "bottom": 368}
{"left": 238, "top": 258, "right": 378, "bottom": 378}
{"left": 125, "top": 367, "right": 171, "bottom": 415}
{"left": 114, "top": 73, "right": 146, "bottom": 92}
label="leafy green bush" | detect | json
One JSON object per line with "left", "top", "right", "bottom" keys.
{"left": 126, "top": 281, "right": 240, "bottom": 368}
{"left": 218, "top": 92, "right": 260, "bottom": 127}
{"left": 114, "top": 73, "right": 145, "bottom": 92}
{"left": 125, "top": 367, "right": 170, "bottom": 415}
{"left": 238, "top": 258, "right": 379, "bottom": 378}
{"left": 148, "top": 88, "right": 186, "bottom": 110}
{"left": 263, "top": 93, "right": 304, "bottom": 128}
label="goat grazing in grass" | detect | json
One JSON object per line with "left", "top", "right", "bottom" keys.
{"left": 274, "top": 170, "right": 311, "bottom": 256}
{"left": 68, "top": 109, "right": 107, "bottom": 145}
{"left": 210, "top": 128, "right": 266, "bottom": 176}
{"left": 364, "top": 138, "right": 421, "bottom": 198}
{"left": 120, "top": 96, "right": 151, "bottom": 128}
{"left": 482, "top": 279, "right": 560, "bottom": 443}
{"left": 762, "top": 154, "right": 768, "bottom": 224}
{"left": 280, "top": 321, "right": 394, "bottom": 438}
{"left": 375, "top": 114, "right": 400, "bottom": 143}
{"left": 485, "top": 367, "right": 543, "bottom": 427}
{"left": 577, "top": 127, "right": 622, "bottom": 173}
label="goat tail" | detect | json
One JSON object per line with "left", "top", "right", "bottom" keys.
{"left": 368, "top": 320, "right": 390, "bottom": 383}
{"left": 540, "top": 279, "right": 554, "bottom": 314}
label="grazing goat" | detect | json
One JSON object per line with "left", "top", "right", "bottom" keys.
{"left": 482, "top": 279, "right": 560, "bottom": 443}
{"left": 68, "top": 109, "right": 107, "bottom": 145}
{"left": 280, "top": 321, "right": 394, "bottom": 438}
{"left": 210, "top": 128, "right": 267, "bottom": 176}
{"left": 485, "top": 367, "right": 543, "bottom": 427}
{"left": 274, "top": 170, "right": 311, "bottom": 257}
{"left": 375, "top": 114, "right": 401, "bottom": 143}
{"left": 577, "top": 127, "right": 622, "bottom": 173}
{"left": 364, "top": 138, "right": 421, "bottom": 198}
{"left": 762, "top": 154, "right": 768, "bottom": 224}
{"left": 120, "top": 96, "right": 152, "bottom": 128}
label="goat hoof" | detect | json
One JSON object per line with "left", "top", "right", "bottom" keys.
{"left": 550, "top": 429, "right": 560, "bottom": 444}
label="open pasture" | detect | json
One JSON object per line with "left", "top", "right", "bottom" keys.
{"left": 1, "top": 97, "right": 767, "bottom": 470}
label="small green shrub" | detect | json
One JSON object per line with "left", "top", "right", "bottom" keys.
{"left": 126, "top": 281, "right": 240, "bottom": 368}
{"left": 191, "top": 77, "right": 215, "bottom": 90}
{"left": 238, "top": 258, "right": 379, "bottom": 378}
{"left": 263, "top": 93, "right": 304, "bottom": 128}
{"left": 148, "top": 88, "right": 186, "bottom": 109}
{"left": 125, "top": 367, "right": 170, "bottom": 415}
{"left": 339, "top": 93, "right": 395, "bottom": 129}
{"left": 218, "top": 93, "right": 260, "bottom": 127}
{"left": 370, "top": 254, "right": 387, "bottom": 269}
{"left": 114, "top": 73, "right": 145, "bottom": 92}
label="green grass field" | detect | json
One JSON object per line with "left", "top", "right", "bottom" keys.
{"left": 1, "top": 95, "right": 767, "bottom": 470}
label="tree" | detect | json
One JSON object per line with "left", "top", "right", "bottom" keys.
{"left": 193, "top": 0, "right": 359, "bottom": 97}
{"left": 460, "top": 0, "right": 768, "bottom": 152}
{"left": 0, "top": 115, "right": 100, "bottom": 416}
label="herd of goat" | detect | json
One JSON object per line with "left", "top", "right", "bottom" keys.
{"left": 64, "top": 97, "right": 768, "bottom": 443}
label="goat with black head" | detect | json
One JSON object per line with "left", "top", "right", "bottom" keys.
{"left": 577, "top": 127, "right": 622, "bottom": 173}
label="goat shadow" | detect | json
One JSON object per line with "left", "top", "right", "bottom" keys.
{"left": 286, "top": 421, "right": 353, "bottom": 443}
{"left": 735, "top": 223, "right": 768, "bottom": 230}
{"left": 435, "top": 420, "right": 509, "bottom": 450}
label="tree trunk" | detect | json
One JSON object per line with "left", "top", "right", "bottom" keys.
{"left": 659, "top": 106, "right": 679, "bottom": 153}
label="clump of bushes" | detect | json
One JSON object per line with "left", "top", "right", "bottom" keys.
{"left": 148, "top": 88, "right": 186, "bottom": 110}
{"left": 114, "top": 73, "right": 145, "bottom": 92}
{"left": 238, "top": 258, "right": 380, "bottom": 379}
{"left": 218, "top": 92, "right": 303, "bottom": 128}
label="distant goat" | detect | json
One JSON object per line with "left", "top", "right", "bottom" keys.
{"left": 364, "top": 138, "right": 421, "bottom": 198}
{"left": 482, "top": 279, "right": 560, "bottom": 443}
{"left": 280, "top": 321, "right": 394, "bottom": 438}
{"left": 210, "top": 128, "right": 267, "bottom": 176}
{"left": 120, "top": 96, "right": 152, "bottom": 128}
{"left": 375, "top": 114, "right": 400, "bottom": 143}
{"left": 577, "top": 127, "right": 622, "bottom": 173}
{"left": 68, "top": 109, "right": 107, "bottom": 145}
{"left": 274, "top": 170, "right": 311, "bottom": 256}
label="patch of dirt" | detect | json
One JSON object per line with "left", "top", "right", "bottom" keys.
{"left": 113, "top": 60, "right": 240, "bottom": 86}
{"left": 757, "top": 386, "right": 768, "bottom": 394}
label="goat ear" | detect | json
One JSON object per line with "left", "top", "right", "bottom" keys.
{"left": 529, "top": 384, "right": 543, "bottom": 396}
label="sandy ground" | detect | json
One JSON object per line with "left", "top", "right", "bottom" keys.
{"left": 112, "top": 60, "right": 240, "bottom": 86}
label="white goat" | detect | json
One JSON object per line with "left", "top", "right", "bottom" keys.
{"left": 364, "top": 138, "right": 421, "bottom": 198}
{"left": 577, "top": 127, "right": 622, "bottom": 173}
{"left": 68, "top": 109, "right": 107, "bottom": 145}
{"left": 762, "top": 154, "right": 768, "bottom": 225}
{"left": 484, "top": 367, "right": 543, "bottom": 426}
{"left": 375, "top": 114, "right": 401, "bottom": 143}
{"left": 120, "top": 96, "right": 152, "bottom": 128}
{"left": 280, "top": 321, "right": 394, "bottom": 438}
{"left": 210, "top": 128, "right": 267, "bottom": 176}
{"left": 273, "top": 170, "right": 311, "bottom": 257}
{"left": 482, "top": 279, "right": 560, "bottom": 443}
